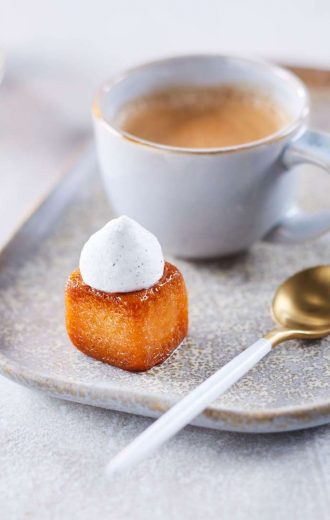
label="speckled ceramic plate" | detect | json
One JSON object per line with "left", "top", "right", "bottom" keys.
{"left": 1, "top": 148, "right": 330, "bottom": 433}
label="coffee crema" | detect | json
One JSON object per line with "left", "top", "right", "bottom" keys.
{"left": 114, "top": 85, "right": 291, "bottom": 149}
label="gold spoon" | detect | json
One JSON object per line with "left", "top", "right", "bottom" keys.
{"left": 106, "top": 265, "right": 330, "bottom": 477}
{"left": 267, "top": 265, "right": 330, "bottom": 346}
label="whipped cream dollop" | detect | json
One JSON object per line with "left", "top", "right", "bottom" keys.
{"left": 79, "top": 216, "right": 165, "bottom": 293}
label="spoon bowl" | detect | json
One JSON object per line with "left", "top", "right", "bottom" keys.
{"left": 271, "top": 265, "right": 330, "bottom": 341}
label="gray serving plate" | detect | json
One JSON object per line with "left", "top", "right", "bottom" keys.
{"left": 1, "top": 149, "right": 330, "bottom": 433}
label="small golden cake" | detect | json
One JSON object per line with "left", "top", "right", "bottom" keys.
{"left": 65, "top": 262, "right": 188, "bottom": 372}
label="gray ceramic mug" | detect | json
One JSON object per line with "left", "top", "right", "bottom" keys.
{"left": 93, "top": 55, "right": 330, "bottom": 258}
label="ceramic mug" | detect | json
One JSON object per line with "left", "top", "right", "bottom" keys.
{"left": 93, "top": 55, "right": 330, "bottom": 258}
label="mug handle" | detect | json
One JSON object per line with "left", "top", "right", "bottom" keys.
{"left": 264, "top": 129, "right": 330, "bottom": 243}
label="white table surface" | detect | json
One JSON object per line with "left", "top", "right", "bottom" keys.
{"left": 2, "top": 1, "right": 330, "bottom": 518}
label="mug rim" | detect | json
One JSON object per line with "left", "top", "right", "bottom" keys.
{"left": 92, "top": 54, "right": 309, "bottom": 155}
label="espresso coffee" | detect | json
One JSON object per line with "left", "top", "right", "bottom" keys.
{"left": 114, "top": 85, "right": 291, "bottom": 149}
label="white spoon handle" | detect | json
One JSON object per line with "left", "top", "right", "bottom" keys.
{"left": 106, "top": 338, "right": 272, "bottom": 477}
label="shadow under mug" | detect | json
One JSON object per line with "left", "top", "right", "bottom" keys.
{"left": 93, "top": 55, "right": 330, "bottom": 258}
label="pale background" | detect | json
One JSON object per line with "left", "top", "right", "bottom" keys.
{"left": 2, "top": 1, "right": 330, "bottom": 519}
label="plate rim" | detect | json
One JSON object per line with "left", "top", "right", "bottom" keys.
{"left": 1, "top": 348, "right": 330, "bottom": 433}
